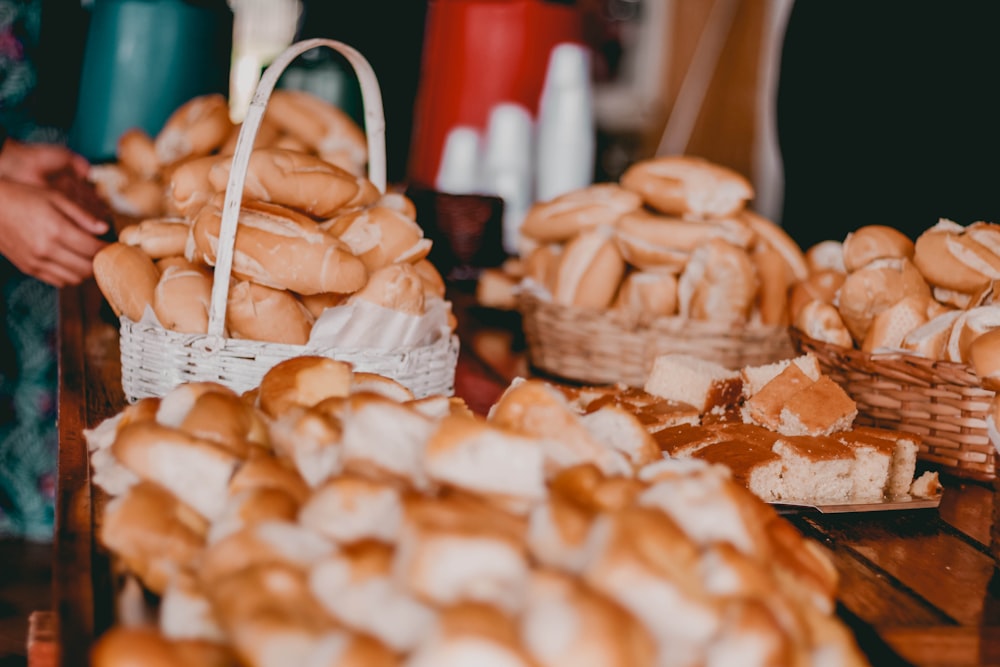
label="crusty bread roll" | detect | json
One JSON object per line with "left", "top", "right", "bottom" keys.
{"left": 793, "top": 300, "right": 853, "bottom": 349}
{"left": 836, "top": 258, "right": 931, "bottom": 344}
{"left": 111, "top": 177, "right": 165, "bottom": 219}
{"left": 520, "top": 183, "right": 641, "bottom": 243}
{"left": 619, "top": 155, "right": 753, "bottom": 218}
{"left": 787, "top": 269, "right": 845, "bottom": 323}
{"left": 861, "top": 295, "right": 930, "bottom": 352}
{"left": 378, "top": 191, "right": 418, "bottom": 219}
{"left": 175, "top": 389, "right": 269, "bottom": 459}
{"left": 118, "top": 217, "right": 190, "bottom": 259}
{"left": 347, "top": 263, "right": 426, "bottom": 315}
{"left": 297, "top": 291, "right": 348, "bottom": 319}
{"left": 152, "top": 263, "right": 213, "bottom": 334}
{"left": 805, "top": 240, "right": 846, "bottom": 274}
{"left": 740, "top": 210, "right": 808, "bottom": 282}
{"left": 613, "top": 210, "right": 752, "bottom": 273}
{"left": 551, "top": 225, "right": 626, "bottom": 310}
{"left": 207, "top": 147, "right": 361, "bottom": 219}
{"left": 323, "top": 205, "right": 432, "bottom": 271}
{"left": 945, "top": 304, "right": 1000, "bottom": 363}
{"left": 90, "top": 626, "right": 235, "bottom": 667}
{"left": 351, "top": 372, "right": 415, "bottom": 402}
{"left": 189, "top": 198, "right": 368, "bottom": 295}
{"left": 913, "top": 219, "right": 1000, "bottom": 293}
{"left": 154, "top": 93, "right": 232, "bottom": 166}
{"left": 164, "top": 154, "right": 227, "bottom": 217}
{"left": 93, "top": 242, "right": 160, "bottom": 322}
{"left": 256, "top": 356, "right": 353, "bottom": 419}
{"left": 227, "top": 280, "right": 314, "bottom": 345}
{"left": 341, "top": 174, "right": 383, "bottom": 211}
{"left": 116, "top": 128, "right": 160, "bottom": 181}
{"left": 111, "top": 421, "right": 241, "bottom": 521}
{"left": 476, "top": 268, "right": 520, "bottom": 311}
{"left": 611, "top": 271, "right": 678, "bottom": 326}
{"left": 264, "top": 89, "right": 368, "bottom": 176}
{"left": 750, "top": 244, "right": 790, "bottom": 326}
{"left": 523, "top": 243, "right": 562, "bottom": 293}
{"left": 412, "top": 258, "right": 446, "bottom": 299}
{"left": 97, "top": 481, "right": 207, "bottom": 595}
{"left": 899, "top": 309, "right": 961, "bottom": 360}
{"left": 841, "top": 225, "right": 914, "bottom": 273}
{"left": 677, "top": 239, "right": 758, "bottom": 324}
{"left": 967, "top": 326, "right": 1000, "bottom": 390}
{"left": 227, "top": 455, "right": 310, "bottom": 505}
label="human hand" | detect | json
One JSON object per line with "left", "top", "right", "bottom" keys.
{"left": 0, "top": 138, "right": 90, "bottom": 187}
{"left": 0, "top": 179, "right": 109, "bottom": 287}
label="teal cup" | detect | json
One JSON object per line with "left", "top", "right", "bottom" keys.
{"left": 69, "top": 0, "right": 232, "bottom": 163}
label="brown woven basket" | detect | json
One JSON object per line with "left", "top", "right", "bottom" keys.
{"left": 518, "top": 292, "right": 796, "bottom": 387}
{"left": 789, "top": 327, "right": 997, "bottom": 481}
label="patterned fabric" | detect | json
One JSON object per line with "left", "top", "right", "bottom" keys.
{"left": 0, "top": 0, "right": 60, "bottom": 541}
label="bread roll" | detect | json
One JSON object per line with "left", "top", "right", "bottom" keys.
{"left": 97, "top": 481, "right": 207, "bottom": 595}
{"left": 227, "top": 280, "right": 314, "bottom": 345}
{"left": 154, "top": 93, "right": 232, "bottom": 165}
{"left": 116, "top": 128, "right": 159, "bottom": 180}
{"left": 945, "top": 304, "right": 1000, "bottom": 363}
{"left": 836, "top": 258, "right": 931, "bottom": 344}
{"left": 740, "top": 210, "right": 808, "bottom": 282}
{"left": 207, "top": 147, "right": 361, "bottom": 219}
{"left": 412, "top": 258, "right": 446, "bottom": 299}
{"left": 523, "top": 243, "right": 562, "bottom": 293}
{"left": 297, "top": 291, "right": 348, "bottom": 319}
{"left": 476, "top": 268, "right": 520, "bottom": 311}
{"left": 176, "top": 389, "right": 269, "bottom": 459}
{"left": 787, "top": 269, "right": 845, "bottom": 323}
{"left": 189, "top": 198, "right": 368, "bottom": 295}
{"left": 805, "top": 240, "right": 846, "bottom": 274}
{"left": 750, "top": 244, "right": 790, "bottom": 326}
{"left": 968, "top": 327, "right": 1000, "bottom": 390}
{"left": 861, "top": 295, "right": 930, "bottom": 352}
{"left": 347, "top": 263, "right": 426, "bottom": 316}
{"left": 216, "top": 115, "right": 283, "bottom": 156}
{"left": 256, "top": 356, "right": 353, "bottom": 419}
{"left": 793, "top": 300, "right": 853, "bottom": 349}
{"left": 378, "top": 191, "right": 418, "bottom": 219}
{"left": 323, "top": 205, "right": 432, "bottom": 271}
{"left": 118, "top": 217, "right": 190, "bottom": 259}
{"left": 841, "top": 225, "right": 914, "bottom": 273}
{"left": 611, "top": 271, "right": 678, "bottom": 326}
{"left": 913, "top": 220, "right": 1000, "bottom": 293}
{"left": 112, "top": 177, "right": 165, "bottom": 219}
{"left": 520, "top": 183, "right": 641, "bottom": 243}
{"left": 93, "top": 242, "right": 160, "bottom": 322}
{"left": 613, "top": 210, "right": 749, "bottom": 273}
{"left": 677, "top": 239, "right": 758, "bottom": 324}
{"left": 164, "top": 154, "right": 227, "bottom": 217}
{"left": 341, "top": 174, "right": 383, "bottom": 211}
{"left": 264, "top": 89, "right": 368, "bottom": 175}
{"left": 899, "top": 309, "right": 961, "bottom": 360}
{"left": 152, "top": 263, "right": 213, "bottom": 334}
{"left": 552, "top": 225, "right": 626, "bottom": 310}
{"left": 619, "top": 155, "right": 753, "bottom": 218}
{"left": 90, "top": 626, "right": 235, "bottom": 667}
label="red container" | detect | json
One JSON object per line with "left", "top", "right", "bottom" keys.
{"left": 408, "top": 0, "right": 584, "bottom": 189}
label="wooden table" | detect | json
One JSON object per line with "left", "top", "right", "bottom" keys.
{"left": 54, "top": 278, "right": 1000, "bottom": 667}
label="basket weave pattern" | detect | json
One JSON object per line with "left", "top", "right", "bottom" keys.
{"left": 790, "top": 327, "right": 996, "bottom": 481}
{"left": 118, "top": 38, "right": 458, "bottom": 402}
{"left": 518, "top": 292, "right": 796, "bottom": 387}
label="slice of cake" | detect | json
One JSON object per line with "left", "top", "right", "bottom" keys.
{"left": 771, "top": 435, "right": 855, "bottom": 504}
{"left": 690, "top": 440, "right": 785, "bottom": 502}
{"left": 777, "top": 376, "right": 858, "bottom": 437}
{"left": 644, "top": 354, "right": 742, "bottom": 414}
{"left": 849, "top": 426, "right": 921, "bottom": 498}
{"left": 833, "top": 429, "right": 894, "bottom": 501}
{"left": 740, "top": 353, "right": 823, "bottom": 399}
{"left": 704, "top": 422, "right": 782, "bottom": 450}
{"left": 741, "top": 363, "right": 817, "bottom": 431}
{"left": 653, "top": 424, "right": 724, "bottom": 458}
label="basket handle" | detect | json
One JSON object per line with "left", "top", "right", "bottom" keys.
{"left": 206, "top": 38, "right": 387, "bottom": 340}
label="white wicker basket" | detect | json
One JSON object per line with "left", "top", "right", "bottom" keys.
{"left": 118, "top": 38, "right": 459, "bottom": 402}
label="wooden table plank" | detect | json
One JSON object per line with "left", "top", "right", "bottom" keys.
{"left": 938, "top": 476, "right": 996, "bottom": 549}
{"left": 54, "top": 285, "right": 95, "bottom": 667}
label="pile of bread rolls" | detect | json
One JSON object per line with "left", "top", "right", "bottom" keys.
{"left": 86, "top": 356, "right": 869, "bottom": 667}
{"left": 790, "top": 219, "right": 1000, "bottom": 387}
{"left": 477, "top": 155, "right": 808, "bottom": 329}
{"left": 91, "top": 92, "right": 452, "bottom": 346}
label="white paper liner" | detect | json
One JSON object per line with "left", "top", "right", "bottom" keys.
{"left": 309, "top": 297, "right": 452, "bottom": 349}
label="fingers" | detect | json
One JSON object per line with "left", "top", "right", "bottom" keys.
{"left": 49, "top": 191, "right": 110, "bottom": 236}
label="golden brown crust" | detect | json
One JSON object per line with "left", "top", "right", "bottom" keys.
{"left": 93, "top": 242, "right": 160, "bottom": 322}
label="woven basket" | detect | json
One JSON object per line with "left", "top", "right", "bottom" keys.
{"left": 789, "top": 327, "right": 997, "bottom": 481}
{"left": 518, "top": 292, "right": 796, "bottom": 387}
{"left": 118, "top": 38, "right": 459, "bottom": 402}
